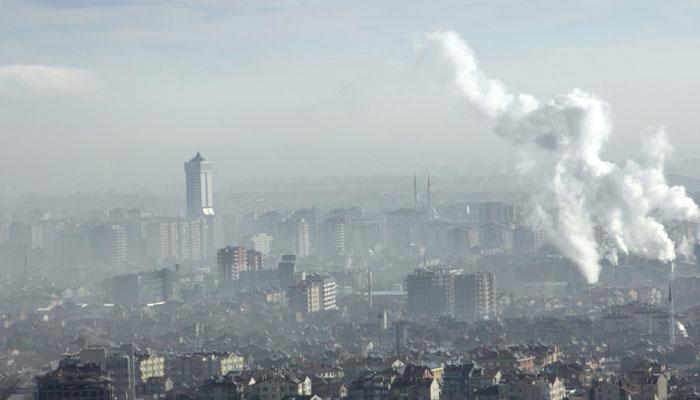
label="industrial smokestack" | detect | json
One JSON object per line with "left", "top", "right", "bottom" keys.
{"left": 670, "top": 262, "right": 676, "bottom": 346}
{"left": 420, "top": 31, "right": 700, "bottom": 283}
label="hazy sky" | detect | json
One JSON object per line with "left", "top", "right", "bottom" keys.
{"left": 1, "top": 0, "right": 700, "bottom": 194}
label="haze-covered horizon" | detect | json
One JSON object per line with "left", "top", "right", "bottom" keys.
{"left": 6, "top": 3, "right": 700, "bottom": 395}
{"left": 2, "top": 1, "right": 700, "bottom": 193}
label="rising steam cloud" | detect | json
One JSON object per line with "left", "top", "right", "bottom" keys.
{"left": 420, "top": 31, "right": 699, "bottom": 283}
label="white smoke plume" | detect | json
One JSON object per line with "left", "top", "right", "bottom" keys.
{"left": 420, "top": 31, "right": 699, "bottom": 283}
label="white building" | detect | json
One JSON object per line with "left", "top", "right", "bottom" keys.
{"left": 184, "top": 152, "right": 214, "bottom": 218}
{"left": 168, "top": 352, "right": 244, "bottom": 386}
{"left": 249, "top": 232, "right": 274, "bottom": 258}
{"left": 510, "top": 376, "right": 566, "bottom": 400}
{"left": 135, "top": 353, "right": 165, "bottom": 382}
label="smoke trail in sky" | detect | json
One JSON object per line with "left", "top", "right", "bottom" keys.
{"left": 419, "top": 31, "right": 699, "bottom": 283}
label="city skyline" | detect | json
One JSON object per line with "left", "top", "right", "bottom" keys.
{"left": 2, "top": 1, "right": 700, "bottom": 192}
{"left": 2, "top": 3, "right": 700, "bottom": 400}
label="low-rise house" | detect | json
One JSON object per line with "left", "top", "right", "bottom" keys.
{"left": 388, "top": 377, "right": 440, "bottom": 400}
{"left": 347, "top": 373, "right": 391, "bottom": 400}
{"left": 137, "top": 376, "right": 172, "bottom": 398}
{"left": 245, "top": 373, "right": 312, "bottom": 400}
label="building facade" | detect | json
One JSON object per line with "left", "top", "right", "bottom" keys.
{"left": 288, "top": 274, "right": 337, "bottom": 316}
{"left": 35, "top": 364, "right": 114, "bottom": 400}
{"left": 184, "top": 152, "right": 214, "bottom": 218}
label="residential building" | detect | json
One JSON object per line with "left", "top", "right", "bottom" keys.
{"left": 218, "top": 246, "right": 246, "bottom": 282}
{"left": 112, "top": 268, "right": 177, "bottom": 306}
{"left": 406, "top": 266, "right": 461, "bottom": 316}
{"left": 246, "top": 373, "right": 312, "bottom": 400}
{"left": 388, "top": 377, "right": 440, "bottom": 400}
{"left": 279, "top": 218, "right": 311, "bottom": 257}
{"left": 88, "top": 224, "right": 127, "bottom": 266}
{"left": 35, "top": 363, "right": 114, "bottom": 400}
{"left": 248, "top": 232, "right": 274, "bottom": 258}
{"left": 167, "top": 353, "right": 244, "bottom": 386}
{"left": 71, "top": 344, "right": 137, "bottom": 400}
{"left": 347, "top": 374, "right": 391, "bottom": 400}
{"left": 454, "top": 271, "right": 497, "bottom": 321}
{"left": 319, "top": 217, "right": 347, "bottom": 255}
{"left": 278, "top": 254, "right": 296, "bottom": 289}
{"left": 508, "top": 375, "right": 565, "bottom": 400}
{"left": 217, "top": 246, "right": 263, "bottom": 282}
{"left": 135, "top": 353, "right": 166, "bottom": 382}
{"left": 288, "top": 274, "right": 337, "bottom": 316}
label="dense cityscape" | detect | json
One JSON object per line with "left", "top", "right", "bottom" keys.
{"left": 3, "top": 1, "right": 700, "bottom": 400}
{"left": 0, "top": 151, "right": 699, "bottom": 400}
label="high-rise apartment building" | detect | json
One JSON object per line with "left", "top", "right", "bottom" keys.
{"left": 184, "top": 153, "right": 214, "bottom": 218}
{"left": 178, "top": 217, "right": 212, "bottom": 261}
{"left": 319, "top": 217, "right": 347, "bottom": 255}
{"left": 217, "top": 246, "right": 263, "bottom": 282}
{"left": 292, "top": 208, "right": 317, "bottom": 249}
{"left": 144, "top": 219, "right": 180, "bottom": 262}
{"left": 287, "top": 274, "right": 336, "bottom": 316}
{"left": 454, "top": 271, "right": 496, "bottom": 321}
{"left": 112, "top": 268, "right": 177, "bottom": 306}
{"left": 475, "top": 202, "right": 515, "bottom": 224}
{"left": 278, "top": 254, "right": 296, "bottom": 289}
{"left": 88, "top": 224, "right": 127, "bottom": 266}
{"left": 246, "top": 248, "right": 263, "bottom": 271}
{"left": 279, "top": 218, "right": 311, "bottom": 257}
{"left": 406, "top": 267, "right": 496, "bottom": 321}
{"left": 406, "top": 266, "right": 459, "bottom": 316}
{"left": 247, "top": 232, "right": 274, "bottom": 258}
{"left": 217, "top": 246, "right": 245, "bottom": 282}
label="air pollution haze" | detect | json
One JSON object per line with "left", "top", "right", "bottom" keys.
{"left": 421, "top": 31, "right": 700, "bottom": 283}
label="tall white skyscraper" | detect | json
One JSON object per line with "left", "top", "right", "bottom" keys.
{"left": 184, "top": 152, "right": 214, "bottom": 218}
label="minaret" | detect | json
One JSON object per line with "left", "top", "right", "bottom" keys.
{"left": 395, "top": 320, "right": 407, "bottom": 359}
{"left": 426, "top": 176, "right": 432, "bottom": 220}
{"left": 24, "top": 250, "right": 29, "bottom": 281}
{"left": 367, "top": 264, "right": 373, "bottom": 312}
{"left": 377, "top": 313, "right": 383, "bottom": 356}
{"left": 395, "top": 321, "right": 401, "bottom": 358}
{"left": 669, "top": 262, "right": 676, "bottom": 346}
{"left": 413, "top": 175, "right": 418, "bottom": 210}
